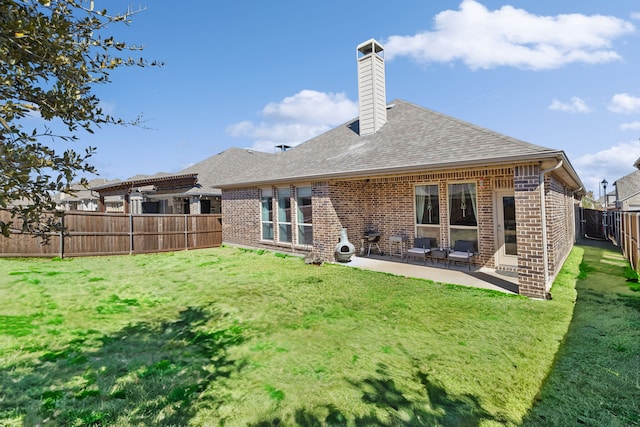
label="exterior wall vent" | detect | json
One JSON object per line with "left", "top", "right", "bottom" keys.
{"left": 357, "top": 39, "right": 387, "bottom": 136}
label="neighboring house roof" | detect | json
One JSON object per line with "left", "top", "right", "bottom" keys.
{"left": 89, "top": 148, "right": 272, "bottom": 200}
{"left": 213, "top": 99, "right": 583, "bottom": 191}
{"left": 614, "top": 170, "right": 640, "bottom": 202}
{"left": 52, "top": 178, "right": 114, "bottom": 203}
{"left": 179, "top": 147, "right": 274, "bottom": 195}
{"left": 91, "top": 173, "right": 198, "bottom": 195}
{"left": 596, "top": 191, "right": 616, "bottom": 207}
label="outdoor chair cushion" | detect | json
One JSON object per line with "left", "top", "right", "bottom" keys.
{"left": 448, "top": 240, "right": 476, "bottom": 270}
{"left": 407, "top": 237, "right": 431, "bottom": 265}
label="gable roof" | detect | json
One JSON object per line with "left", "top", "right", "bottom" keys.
{"left": 614, "top": 170, "right": 640, "bottom": 202}
{"left": 214, "top": 99, "right": 582, "bottom": 190}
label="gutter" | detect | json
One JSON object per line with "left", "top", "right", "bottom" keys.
{"left": 540, "top": 159, "right": 563, "bottom": 290}
{"left": 216, "top": 151, "right": 576, "bottom": 190}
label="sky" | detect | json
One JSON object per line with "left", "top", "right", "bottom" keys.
{"left": 28, "top": 0, "right": 640, "bottom": 196}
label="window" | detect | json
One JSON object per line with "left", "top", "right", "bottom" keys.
{"left": 448, "top": 183, "right": 478, "bottom": 251}
{"left": 296, "top": 187, "right": 313, "bottom": 246}
{"left": 277, "top": 188, "right": 292, "bottom": 243}
{"left": 415, "top": 184, "right": 440, "bottom": 247}
{"left": 261, "top": 189, "right": 274, "bottom": 240}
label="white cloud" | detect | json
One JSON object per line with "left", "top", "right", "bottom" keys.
{"left": 573, "top": 140, "right": 640, "bottom": 193}
{"left": 384, "top": 0, "right": 635, "bottom": 70}
{"left": 632, "top": 12, "right": 640, "bottom": 21}
{"left": 609, "top": 93, "right": 640, "bottom": 114}
{"left": 549, "top": 97, "right": 592, "bottom": 113}
{"left": 262, "top": 90, "right": 357, "bottom": 125}
{"left": 226, "top": 90, "right": 358, "bottom": 152}
{"left": 620, "top": 121, "right": 640, "bottom": 131}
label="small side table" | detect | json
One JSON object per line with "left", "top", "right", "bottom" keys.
{"left": 431, "top": 249, "right": 448, "bottom": 266}
{"left": 389, "top": 235, "right": 408, "bottom": 259}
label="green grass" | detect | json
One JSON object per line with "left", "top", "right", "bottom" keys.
{"left": 0, "top": 244, "right": 597, "bottom": 426}
{"left": 523, "top": 241, "right": 640, "bottom": 427}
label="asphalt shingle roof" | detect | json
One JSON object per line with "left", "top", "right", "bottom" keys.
{"left": 614, "top": 170, "right": 640, "bottom": 201}
{"left": 179, "top": 147, "right": 275, "bottom": 193}
{"left": 213, "top": 99, "right": 565, "bottom": 187}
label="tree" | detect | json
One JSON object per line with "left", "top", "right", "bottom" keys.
{"left": 0, "top": 0, "right": 159, "bottom": 238}
{"left": 581, "top": 191, "right": 596, "bottom": 209}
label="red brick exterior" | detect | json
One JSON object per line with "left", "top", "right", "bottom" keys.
{"left": 222, "top": 164, "right": 577, "bottom": 298}
{"left": 545, "top": 174, "right": 577, "bottom": 281}
{"left": 514, "top": 164, "right": 546, "bottom": 298}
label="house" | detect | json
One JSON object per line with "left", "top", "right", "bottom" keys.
{"left": 176, "top": 146, "right": 274, "bottom": 214}
{"left": 53, "top": 178, "right": 107, "bottom": 212}
{"left": 214, "top": 39, "right": 584, "bottom": 299}
{"left": 89, "top": 148, "right": 273, "bottom": 214}
{"left": 613, "top": 170, "right": 640, "bottom": 211}
{"left": 91, "top": 173, "right": 205, "bottom": 214}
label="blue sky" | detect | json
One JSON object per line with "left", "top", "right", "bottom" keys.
{"left": 36, "top": 1, "right": 640, "bottom": 195}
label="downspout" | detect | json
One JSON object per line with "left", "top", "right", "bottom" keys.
{"left": 571, "top": 187, "right": 583, "bottom": 243}
{"left": 540, "top": 159, "right": 563, "bottom": 290}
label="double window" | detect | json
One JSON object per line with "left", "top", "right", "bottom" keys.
{"left": 414, "top": 182, "right": 478, "bottom": 251}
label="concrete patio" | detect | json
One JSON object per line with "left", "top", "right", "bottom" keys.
{"left": 338, "top": 254, "right": 520, "bottom": 294}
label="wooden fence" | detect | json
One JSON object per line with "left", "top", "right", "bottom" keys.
{"left": 0, "top": 211, "right": 222, "bottom": 258}
{"left": 610, "top": 210, "right": 639, "bottom": 271}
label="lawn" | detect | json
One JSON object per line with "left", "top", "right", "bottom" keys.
{"left": 523, "top": 240, "right": 640, "bottom": 426}
{"left": 0, "top": 245, "right": 581, "bottom": 426}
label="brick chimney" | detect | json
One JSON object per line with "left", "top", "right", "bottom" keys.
{"left": 357, "top": 39, "right": 387, "bottom": 136}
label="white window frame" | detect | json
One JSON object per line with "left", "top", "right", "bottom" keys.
{"left": 260, "top": 188, "right": 274, "bottom": 241}
{"left": 295, "top": 186, "right": 313, "bottom": 247}
{"left": 414, "top": 183, "right": 441, "bottom": 248}
{"left": 447, "top": 181, "right": 479, "bottom": 251}
{"left": 277, "top": 187, "right": 292, "bottom": 244}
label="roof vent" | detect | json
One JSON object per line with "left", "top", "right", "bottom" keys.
{"left": 275, "top": 144, "right": 292, "bottom": 152}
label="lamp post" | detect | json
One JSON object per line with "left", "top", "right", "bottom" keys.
{"left": 601, "top": 179, "right": 608, "bottom": 238}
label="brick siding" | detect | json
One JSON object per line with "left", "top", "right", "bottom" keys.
{"left": 514, "top": 164, "right": 546, "bottom": 298}
{"left": 222, "top": 163, "right": 577, "bottom": 298}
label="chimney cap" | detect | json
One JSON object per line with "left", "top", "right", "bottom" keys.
{"left": 357, "top": 38, "right": 384, "bottom": 56}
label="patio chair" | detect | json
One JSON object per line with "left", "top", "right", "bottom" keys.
{"left": 407, "top": 237, "right": 431, "bottom": 265}
{"left": 364, "top": 230, "right": 381, "bottom": 256}
{"left": 448, "top": 240, "right": 476, "bottom": 270}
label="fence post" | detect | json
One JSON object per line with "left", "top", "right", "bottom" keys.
{"left": 158, "top": 216, "right": 163, "bottom": 251}
{"left": 184, "top": 215, "right": 189, "bottom": 250}
{"left": 59, "top": 214, "right": 65, "bottom": 259}
{"left": 129, "top": 212, "right": 134, "bottom": 255}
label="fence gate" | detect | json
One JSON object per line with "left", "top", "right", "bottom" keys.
{"left": 582, "top": 208, "right": 605, "bottom": 239}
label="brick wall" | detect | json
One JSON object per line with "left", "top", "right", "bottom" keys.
{"left": 514, "top": 164, "right": 546, "bottom": 298}
{"left": 222, "top": 163, "right": 577, "bottom": 298}
{"left": 222, "top": 188, "right": 261, "bottom": 247}
{"left": 513, "top": 165, "right": 577, "bottom": 298}
{"left": 545, "top": 175, "right": 577, "bottom": 279}
{"left": 313, "top": 181, "right": 367, "bottom": 261}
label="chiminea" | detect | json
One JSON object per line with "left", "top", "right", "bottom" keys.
{"left": 335, "top": 228, "right": 355, "bottom": 262}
